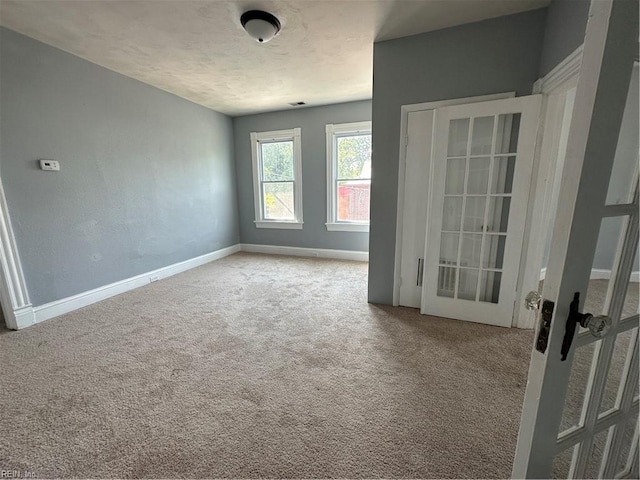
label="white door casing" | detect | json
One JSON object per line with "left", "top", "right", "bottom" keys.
{"left": 516, "top": 46, "right": 582, "bottom": 329}
{"left": 513, "top": 0, "right": 639, "bottom": 477}
{"left": 421, "top": 96, "right": 541, "bottom": 327}
{"left": 0, "top": 178, "right": 33, "bottom": 329}
{"left": 398, "top": 109, "right": 433, "bottom": 308}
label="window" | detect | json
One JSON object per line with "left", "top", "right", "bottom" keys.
{"left": 325, "top": 122, "right": 372, "bottom": 232}
{"left": 251, "top": 128, "right": 303, "bottom": 229}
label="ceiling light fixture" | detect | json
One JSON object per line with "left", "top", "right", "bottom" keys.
{"left": 240, "top": 10, "right": 281, "bottom": 43}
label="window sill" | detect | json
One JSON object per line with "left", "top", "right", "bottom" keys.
{"left": 255, "top": 221, "right": 303, "bottom": 230}
{"left": 326, "top": 223, "right": 369, "bottom": 233}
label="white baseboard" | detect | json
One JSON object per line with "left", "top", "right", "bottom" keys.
{"left": 240, "top": 243, "right": 368, "bottom": 262}
{"left": 590, "top": 269, "right": 612, "bottom": 280}
{"left": 14, "top": 244, "right": 241, "bottom": 330}
{"left": 539, "top": 267, "right": 639, "bottom": 283}
{"left": 11, "top": 242, "right": 367, "bottom": 330}
{"left": 11, "top": 305, "right": 36, "bottom": 330}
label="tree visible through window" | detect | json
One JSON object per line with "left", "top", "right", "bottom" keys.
{"left": 261, "top": 141, "right": 294, "bottom": 220}
{"left": 326, "top": 122, "right": 372, "bottom": 231}
{"left": 336, "top": 135, "right": 371, "bottom": 222}
{"left": 251, "top": 128, "right": 303, "bottom": 229}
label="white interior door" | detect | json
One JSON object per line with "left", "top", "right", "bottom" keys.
{"left": 395, "top": 93, "right": 515, "bottom": 308}
{"left": 398, "top": 110, "right": 434, "bottom": 308}
{"left": 421, "top": 96, "right": 541, "bottom": 327}
{"left": 513, "top": 0, "right": 639, "bottom": 477}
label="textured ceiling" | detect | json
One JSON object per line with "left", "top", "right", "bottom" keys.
{"left": 0, "top": 0, "right": 549, "bottom": 116}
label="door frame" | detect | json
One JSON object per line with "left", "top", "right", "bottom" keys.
{"left": 0, "top": 177, "right": 33, "bottom": 329}
{"left": 514, "top": 46, "right": 584, "bottom": 329}
{"left": 392, "top": 92, "right": 515, "bottom": 307}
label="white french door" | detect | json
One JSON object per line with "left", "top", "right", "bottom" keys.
{"left": 513, "top": 0, "right": 639, "bottom": 478}
{"left": 421, "top": 96, "right": 540, "bottom": 327}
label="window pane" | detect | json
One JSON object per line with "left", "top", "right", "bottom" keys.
{"left": 263, "top": 182, "right": 294, "bottom": 220}
{"left": 552, "top": 445, "right": 578, "bottom": 479}
{"left": 460, "top": 233, "right": 482, "bottom": 268}
{"left": 439, "top": 233, "right": 459, "bottom": 265}
{"left": 261, "top": 141, "right": 294, "bottom": 181}
{"left": 448, "top": 118, "right": 470, "bottom": 156}
{"left": 442, "top": 197, "right": 463, "bottom": 231}
{"left": 622, "top": 247, "right": 639, "bottom": 319}
{"left": 479, "top": 271, "right": 501, "bottom": 303}
{"left": 491, "top": 156, "right": 516, "bottom": 194}
{"left": 583, "top": 216, "right": 629, "bottom": 329}
{"left": 437, "top": 266, "right": 456, "bottom": 298}
{"left": 470, "top": 116, "right": 495, "bottom": 156}
{"left": 463, "top": 197, "right": 486, "bottom": 232}
{"left": 606, "top": 64, "right": 638, "bottom": 206}
{"left": 487, "top": 197, "right": 510, "bottom": 233}
{"left": 337, "top": 180, "right": 370, "bottom": 222}
{"left": 599, "top": 328, "right": 637, "bottom": 415}
{"left": 584, "top": 428, "right": 610, "bottom": 479}
{"left": 458, "top": 268, "right": 479, "bottom": 300}
{"left": 615, "top": 414, "right": 638, "bottom": 476}
{"left": 482, "top": 235, "right": 506, "bottom": 269}
{"left": 337, "top": 135, "right": 371, "bottom": 179}
{"left": 467, "top": 157, "right": 491, "bottom": 194}
{"left": 495, "top": 113, "right": 521, "bottom": 154}
{"left": 445, "top": 157, "right": 466, "bottom": 194}
{"left": 560, "top": 341, "right": 599, "bottom": 433}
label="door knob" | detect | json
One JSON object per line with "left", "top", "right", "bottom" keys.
{"left": 560, "top": 292, "right": 612, "bottom": 361}
{"left": 582, "top": 314, "right": 612, "bottom": 338}
{"left": 525, "top": 290, "right": 542, "bottom": 310}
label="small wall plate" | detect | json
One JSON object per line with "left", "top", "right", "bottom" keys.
{"left": 39, "top": 159, "right": 60, "bottom": 171}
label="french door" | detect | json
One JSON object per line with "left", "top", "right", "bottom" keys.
{"left": 421, "top": 96, "right": 540, "bottom": 327}
{"left": 513, "top": 0, "right": 639, "bottom": 477}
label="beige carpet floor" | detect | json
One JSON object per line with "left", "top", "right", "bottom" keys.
{"left": 1, "top": 253, "right": 536, "bottom": 479}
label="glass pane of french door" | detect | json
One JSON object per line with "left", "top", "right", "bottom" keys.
{"left": 552, "top": 219, "right": 639, "bottom": 478}
{"left": 549, "top": 63, "right": 639, "bottom": 478}
{"left": 438, "top": 113, "right": 520, "bottom": 303}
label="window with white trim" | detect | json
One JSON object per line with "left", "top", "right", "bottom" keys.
{"left": 325, "top": 121, "right": 372, "bottom": 232}
{"left": 251, "top": 128, "right": 303, "bottom": 229}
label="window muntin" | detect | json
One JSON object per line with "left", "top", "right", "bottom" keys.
{"left": 251, "top": 129, "right": 302, "bottom": 229}
{"left": 326, "top": 122, "right": 372, "bottom": 232}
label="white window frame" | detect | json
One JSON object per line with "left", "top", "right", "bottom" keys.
{"left": 250, "top": 128, "right": 303, "bottom": 229}
{"left": 325, "top": 121, "right": 372, "bottom": 232}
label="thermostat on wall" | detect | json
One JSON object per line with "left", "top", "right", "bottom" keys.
{"left": 39, "top": 159, "right": 60, "bottom": 171}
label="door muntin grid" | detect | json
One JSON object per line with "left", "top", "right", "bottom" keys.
{"left": 552, "top": 182, "right": 639, "bottom": 478}
{"left": 437, "top": 114, "right": 519, "bottom": 303}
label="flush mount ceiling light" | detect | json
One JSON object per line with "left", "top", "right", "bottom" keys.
{"left": 241, "top": 10, "right": 281, "bottom": 43}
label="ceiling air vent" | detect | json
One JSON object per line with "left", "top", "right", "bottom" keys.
{"left": 289, "top": 101, "right": 306, "bottom": 106}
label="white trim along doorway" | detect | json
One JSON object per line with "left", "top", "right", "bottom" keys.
{"left": 0, "top": 177, "right": 33, "bottom": 329}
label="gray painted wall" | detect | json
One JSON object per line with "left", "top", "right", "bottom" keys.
{"left": 538, "top": 0, "right": 590, "bottom": 77}
{"left": 368, "top": 9, "right": 547, "bottom": 304}
{"left": 1, "top": 27, "right": 239, "bottom": 306}
{"left": 233, "top": 101, "right": 371, "bottom": 251}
